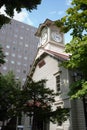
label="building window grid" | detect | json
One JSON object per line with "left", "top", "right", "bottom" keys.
{"left": 56, "top": 75, "right": 60, "bottom": 92}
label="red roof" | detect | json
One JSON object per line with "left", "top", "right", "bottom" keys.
{"left": 44, "top": 49, "right": 69, "bottom": 60}
{"left": 29, "top": 49, "right": 69, "bottom": 77}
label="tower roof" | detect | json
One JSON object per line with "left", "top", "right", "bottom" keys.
{"left": 35, "top": 19, "right": 56, "bottom": 36}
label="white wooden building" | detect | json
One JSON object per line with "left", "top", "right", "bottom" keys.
{"left": 24, "top": 19, "right": 86, "bottom": 130}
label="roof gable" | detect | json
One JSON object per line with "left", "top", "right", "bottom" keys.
{"left": 29, "top": 49, "right": 69, "bottom": 77}
{"left": 44, "top": 49, "right": 69, "bottom": 60}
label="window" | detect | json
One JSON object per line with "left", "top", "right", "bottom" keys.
{"left": 11, "top": 61, "right": 15, "bottom": 64}
{"left": 13, "top": 41, "right": 16, "bottom": 44}
{"left": 5, "top": 52, "right": 9, "bottom": 56}
{"left": 13, "top": 46, "right": 16, "bottom": 50}
{"left": 23, "top": 70, "right": 26, "bottom": 74}
{"left": 23, "top": 78, "right": 26, "bottom": 82}
{"left": 6, "top": 45, "right": 10, "bottom": 49}
{"left": 20, "top": 36, "right": 23, "bottom": 40}
{"left": 24, "top": 57, "right": 27, "bottom": 60}
{"left": 5, "top": 59, "right": 8, "bottom": 62}
{"left": 24, "top": 64, "right": 27, "bottom": 67}
{"left": 14, "top": 34, "right": 17, "bottom": 38}
{"left": 38, "top": 60, "right": 45, "bottom": 68}
{"left": 17, "top": 62, "right": 21, "bottom": 65}
{"left": 16, "top": 76, "right": 19, "bottom": 80}
{"left": 17, "top": 69, "right": 20, "bottom": 73}
{"left": 12, "top": 53, "right": 15, "bottom": 57}
{"left": 56, "top": 75, "right": 60, "bottom": 92}
{"left": 18, "top": 55, "right": 22, "bottom": 58}
{"left": 3, "top": 66, "right": 7, "bottom": 70}
{"left": 25, "top": 44, "right": 28, "bottom": 47}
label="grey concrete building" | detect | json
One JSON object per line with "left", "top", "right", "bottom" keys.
{"left": 0, "top": 19, "right": 39, "bottom": 85}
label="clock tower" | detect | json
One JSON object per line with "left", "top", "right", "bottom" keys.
{"left": 35, "top": 19, "right": 65, "bottom": 56}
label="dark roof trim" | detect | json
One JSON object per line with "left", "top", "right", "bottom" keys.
{"left": 45, "top": 49, "right": 69, "bottom": 60}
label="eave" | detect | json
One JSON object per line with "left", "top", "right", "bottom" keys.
{"left": 29, "top": 49, "right": 69, "bottom": 78}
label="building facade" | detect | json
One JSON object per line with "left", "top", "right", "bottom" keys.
{"left": 0, "top": 19, "right": 39, "bottom": 85}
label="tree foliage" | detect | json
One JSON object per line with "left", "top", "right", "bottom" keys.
{"left": 0, "top": 0, "right": 42, "bottom": 27}
{"left": 62, "top": 36, "right": 87, "bottom": 79}
{"left": 68, "top": 80, "right": 87, "bottom": 99}
{"left": 0, "top": 73, "right": 69, "bottom": 129}
{"left": 56, "top": 0, "right": 87, "bottom": 99}
{"left": 0, "top": 71, "right": 21, "bottom": 126}
{"left": 56, "top": 0, "right": 87, "bottom": 38}
{"left": 22, "top": 79, "right": 69, "bottom": 130}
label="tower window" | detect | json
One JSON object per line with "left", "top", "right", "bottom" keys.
{"left": 38, "top": 60, "right": 45, "bottom": 68}
{"left": 56, "top": 75, "right": 60, "bottom": 92}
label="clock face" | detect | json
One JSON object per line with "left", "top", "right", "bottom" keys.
{"left": 51, "top": 32, "right": 62, "bottom": 43}
{"left": 41, "top": 33, "right": 47, "bottom": 44}
{"left": 41, "top": 28, "right": 48, "bottom": 44}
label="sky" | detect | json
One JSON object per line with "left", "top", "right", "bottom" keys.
{"left": 0, "top": 0, "right": 72, "bottom": 43}
{"left": 15, "top": 0, "right": 72, "bottom": 27}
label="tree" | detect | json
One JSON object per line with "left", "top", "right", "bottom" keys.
{"left": 62, "top": 36, "right": 87, "bottom": 98}
{"left": 55, "top": 0, "right": 87, "bottom": 98}
{"left": 0, "top": 71, "right": 21, "bottom": 129}
{"left": 22, "top": 78, "right": 69, "bottom": 130}
{"left": 55, "top": 0, "right": 87, "bottom": 127}
{"left": 0, "top": 44, "right": 5, "bottom": 66}
{"left": 55, "top": 0, "right": 87, "bottom": 38}
{"left": 0, "top": 0, "right": 42, "bottom": 27}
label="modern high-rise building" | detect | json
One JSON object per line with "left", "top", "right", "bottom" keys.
{"left": 0, "top": 19, "right": 39, "bottom": 85}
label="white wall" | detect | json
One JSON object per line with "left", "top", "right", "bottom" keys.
{"left": 32, "top": 55, "right": 71, "bottom": 130}
{"left": 33, "top": 56, "right": 59, "bottom": 91}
